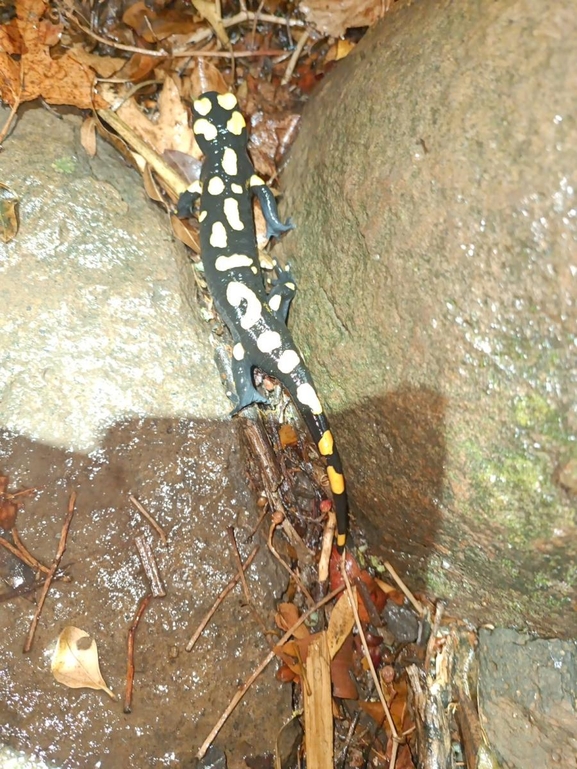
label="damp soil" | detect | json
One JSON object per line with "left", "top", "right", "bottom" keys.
{"left": 0, "top": 418, "right": 290, "bottom": 768}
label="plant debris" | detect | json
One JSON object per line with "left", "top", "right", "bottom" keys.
{"left": 51, "top": 626, "right": 116, "bottom": 699}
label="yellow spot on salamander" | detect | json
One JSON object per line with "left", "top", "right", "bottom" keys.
{"left": 327, "top": 466, "right": 345, "bottom": 495}
{"left": 249, "top": 174, "right": 265, "bottom": 187}
{"left": 193, "top": 97, "right": 212, "bottom": 116}
{"left": 231, "top": 183, "right": 243, "bottom": 194}
{"left": 226, "top": 282, "right": 262, "bottom": 330}
{"left": 215, "top": 254, "right": 253, "bottom": 271}
{"left": 193, "top": 118, "right": 218, "bottom": 142}
{"left": 223, "top": 198, "right": 244, "bottom": 231}
{"left": 336, "top": 532, "right": 347, "bottom": 548}
{"left": 318, "top": 430, "right": 334, "bottom": 457}
{"left": 207, "top": 177, "right": 225, "bottom": 195}
{"left": 198, "top": 210, "right": 207, "bottom": 222}
{"left": 210, "top": 222, "right": 228, "bottom": 248}
{"left": 227, "top": 111, "right": 246, "bottom": 135}
{"left": 222, "top": 148, "right": 238, "bottom": 176}
{"left": 268, "top": 294, "right": 282, "bottom": 312}
{"left": 296, "top": 383, "right": 323, "bottom": 415}
{"left": 277, "top": 350, "right": 299, "bottom": 374}
{"left": 232, "top": 342, "right": 245, "bottom": 360}
{"left": 256, "top": 330, "right": 282, "bottom": 353}
{"left": 217, "top": 93, "right": 237, "bottom": 110}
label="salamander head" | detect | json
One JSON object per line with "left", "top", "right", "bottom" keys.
{"left": 191, "top": 91, "right": 247, "bottom": 154}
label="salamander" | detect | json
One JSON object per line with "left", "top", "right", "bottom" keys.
{"left": 177, "top": 91, "right": 349, "bottom": 550}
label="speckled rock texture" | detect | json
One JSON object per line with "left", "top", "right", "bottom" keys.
{"left": 276, "top": 0, "right": 577, "bottom": 634}
{"left": 479, "top": 628, "right": 577, "bottom": 767}
{"left": 0, "top": 106, "right": 230, "bottom": 452}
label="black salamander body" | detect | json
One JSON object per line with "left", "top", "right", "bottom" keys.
{"left": 177, "top": 91, "right": 349, "bottom": 550}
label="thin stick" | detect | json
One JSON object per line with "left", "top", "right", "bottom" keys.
{"left": 186, "top": 545, "right": 259, "bottom": 651}
{"left": 340, "top": 557, "right": 400, "bottom": 769}
{"left": 11, "top": 528, "right": 50, "bottom": 574}
{"left": 129, "top": 495, "right": 168, "bottom": 544}
{"left": 62, "top": 11, "right": 290, "bottom": 59}
{"left": 135, "top": 536, "right": 166, "bottom": 597}
{"left": 0, "top": 536, "right": 42, "bottom": 571}
{"left": 280, "top": 28, "right": 310, "bottom": 86}
{"left": 268, "top": 518, "right": 315, "bottom": 607}
{"left": 384, "top": 560, "right": 424, "bottom": 616}
{"left": 196, "top": 584, "right": 345, "bottom": 759}
{"left": 318, "top": 510, "right": 336, "bottom": 583}
{"left": 23, "top": 491, "right": 76, "bottom": 653}
{"left": 123, "top": 593, "right": 153, "bottom": 713}
{"left": 227, "top": 527, "right": 251, "bottom": 604}
{"left": 0, "top": 64, "right": 22, "bottom": 146}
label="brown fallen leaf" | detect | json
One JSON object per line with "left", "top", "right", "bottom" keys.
{"left": 299, "top": 0, "right": 387, "bottom": 38}
{"left": 327, "top": 587, "right": 356, "bottom": 659}
{"left": 0, "top": 0, "right": 105, "bottom": 108}
{"left": 275, "top": 602, "right": 311, "bottom": 640}
{"left": 0, "top": 183, "right": 19, "bottom": 243}
{"left": 51, "top": 626, "right": 116, "bottom": 699}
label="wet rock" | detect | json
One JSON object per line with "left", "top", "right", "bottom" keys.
{"left": 276, "top": 0, "right": 577, "bottom": 634}
{"left": 478, "top": 628, "right": 577, "bottom": 768}
{"left": 0, "top": 105, "right": 229, "bottom": 452}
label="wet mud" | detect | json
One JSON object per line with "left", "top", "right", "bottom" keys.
{"left": 0, "top": 418, "right": 289, "bottom": 768}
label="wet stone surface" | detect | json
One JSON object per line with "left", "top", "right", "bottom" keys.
{"left": 0, "top": 419, "right": 289, "bottom": 768}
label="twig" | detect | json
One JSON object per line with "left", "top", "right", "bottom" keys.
{"left": 268, "top": 517, "right": 314, "bottom": 607}
{"left": 424, "top": 601, "right": 444, "bottom": 674}
{"left": 280, "top": 28, "right": 310, "bottom": 86}
{"left": 340, "top": 556, "right": 400, "bottom": 769}
{"left": 318, "top": 510, "right": 336, "bottom": 584}
{"left": 11, "top": 528, "right": 50, "bottom": 574}
{"left": 0, "top": 536, "right": 42, "bottom": 571}
{"left": 0, "top": 575, "right": 70, "bottom": 604}
{"left": 124, "top": 593, "right": 153, "bottom": 713}
{"left": 0, "top": 63, "right": 22, "bottom": 146}
{"left": 186, "top": 545, "right": 259, "bottom": 651}
{"left": 197, "top": 584, "right": 345, "bottom": 759}
{"left": 135, "top": 536, "right": 166, "bottom": 597}
{"left": 129, "top": 495, "right": 168, "bottom": 544}
{"left": 227, "top": 527, "right": 251, "bottom": 604}
{"left": 23, "top": 491, "right": 76, "bottom": 653}
{"left": 384, "top": 560, "right": 424, "bottom": 616}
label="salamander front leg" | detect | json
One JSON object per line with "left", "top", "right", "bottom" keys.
{"left": 249, "top": 175, "right": 293, "bottom": 239}
{"left": 176, "top": 180, "right": 202, "bottom": 219}
{"left": 229, "top": 342, "right": 269, "bottom": 415}
{"left": 267, "top": 268, "right": 297, "bottom": 325}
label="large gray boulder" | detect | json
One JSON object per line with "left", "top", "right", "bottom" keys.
{"left": 277, "top": 0, "right": 576, "bottom": 634}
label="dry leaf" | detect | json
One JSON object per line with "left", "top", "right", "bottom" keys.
{"left": 51, "top": 626, "right": 116, "bottom": 699}
{"left": 0, "top": 0, "right": 105, "bottom": 108}
{"left": 0, "top": 183, "right": 19, "bottom": 243}
{"left": 80, "top": 116, "right": 97, "bottom": 158}
{"left": 299, "top": 0, "right": 384, "bottom": 38}
{"left": 279, "top": 423, "right": 298, "bottom": 448}
{"left": 275, "top": 602, "right": 310, "bottom": 639}
{"left": 327, "top": 587, "right": 356, "bottom": 659}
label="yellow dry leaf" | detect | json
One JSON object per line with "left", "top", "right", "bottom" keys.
{"left": 51, "top": 626, "right": 116, "bottom": 699}
{"left": 0, "top": 184, "right": 19, "bottom": 243}
{"left": 327, "top": 587, "right": 356, "bottom": 659}
{"left": 275, "top": 603, "right": 310, "bottom": 639}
